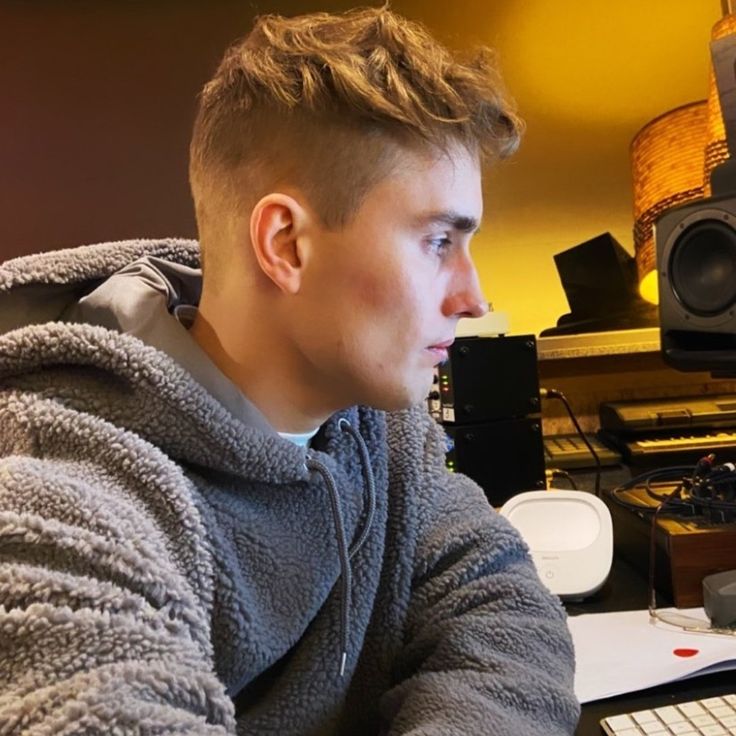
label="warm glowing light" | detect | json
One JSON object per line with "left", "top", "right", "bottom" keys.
{"left": 639, "top": 269, "right": 659, "bottom": 305}
{"left": 491, "top": 0, "right": 715, "bottom": 127}
{"left": 631, "top": 101, "right": 707, "bottom": 293}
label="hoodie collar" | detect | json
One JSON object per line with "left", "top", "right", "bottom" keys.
{"left": 61, "top": 254, "right": 277, "bottom": 437}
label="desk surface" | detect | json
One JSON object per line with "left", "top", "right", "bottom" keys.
{"left": 570, "top": 557, "right": 736, "bottom": 736}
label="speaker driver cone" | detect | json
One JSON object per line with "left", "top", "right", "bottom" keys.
{"left": 670, "top": 219, "right": 736, "bottom": 317}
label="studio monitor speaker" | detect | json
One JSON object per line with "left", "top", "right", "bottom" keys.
{"left": 656, "top": 31, "right": 736, "bottom": 376}
{"left": 656, "top": 194, "right": 736, "bottom": 373}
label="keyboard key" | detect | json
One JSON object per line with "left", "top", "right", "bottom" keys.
{"left": 654, "top": 706, "right": 684, "bottom": 724}
{"left": 691, "top": 714, "right": 717, "bottom": 728}
{"left": 604, "top": 714, "right": 636, "bottom": 731}
{"left": 724, "top": 695, "right": 736, "bottom": 707}
{"left": 703, "top": 698, "right": 728, "bottom": 709}
{"left": 669, "top": 725, "right": 697, "bottom": 735}
{"left": 632, "top": 710, "right": 658, "bottom": 725}
{"left": 679, "top": 702, "right": 706, "bottom": 717}
{"left": 640, "top": 722, "right": 666, "bottom": 735}
{"left": 699, "top": 725, "right": 727, "bottom": 735}
{"left": 722, "top": 716, "right": 736, "bottom": 728}
{"left": 710, "top": 706, "right": 735, "bottom": 719}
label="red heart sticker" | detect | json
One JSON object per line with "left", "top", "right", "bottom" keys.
{"left": 673, "top": 648, "right": 699, "bottom": 658}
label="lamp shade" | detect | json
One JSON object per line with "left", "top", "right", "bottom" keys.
{"left": 704, "top": 13, "right": 736, "bottom": 194}
{"left": 631, "top": 100, "right": 708, "bottom": 304}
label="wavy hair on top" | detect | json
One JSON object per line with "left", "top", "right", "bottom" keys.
{"left": 189, "top": 6, "right": 522, "bottom": 272}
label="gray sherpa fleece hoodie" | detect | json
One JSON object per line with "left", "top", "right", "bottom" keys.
{"left": 0, "top": 239, "right": 580, "bottom": 735}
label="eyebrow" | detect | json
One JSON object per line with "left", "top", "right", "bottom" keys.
{"left": 417, "top": 210, "right": 481, "bottom": 234}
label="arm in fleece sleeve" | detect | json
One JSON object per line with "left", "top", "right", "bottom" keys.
{"left": 0, "top": 397, "right": 235, "bottom": 734}
{"left": 381, "top": 411, "right": 580, "bottom": 736}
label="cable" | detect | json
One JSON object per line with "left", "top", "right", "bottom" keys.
{"left": 607, "top": 465, "right": 694, "bottom": 514}
{"left": 540, "top": 385, "right": 736, "bottom": 515}
{"left": 546, "top": 468, "right": 578, "bottom": 490}
{"left": 607, "top": 454, "right": 736, "bottom": 523}
{"left": 540, "top": 387, "right": 603, "bottom": 496}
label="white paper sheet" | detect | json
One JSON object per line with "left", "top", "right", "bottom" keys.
{"left": 568, "top": 608, "right": 736, "bottom": 703}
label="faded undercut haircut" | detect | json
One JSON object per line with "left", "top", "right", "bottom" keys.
{"left": 189, "top": 5, "right": 522, "bottom": 276}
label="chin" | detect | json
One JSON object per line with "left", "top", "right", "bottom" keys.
{"left": 360, "top": 381, "right": 430, "bottom": 413}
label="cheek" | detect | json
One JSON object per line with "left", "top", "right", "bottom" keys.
{"left": 347, "top": 268, "right": 402, "bottom": 312}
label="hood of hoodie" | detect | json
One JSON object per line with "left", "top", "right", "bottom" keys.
{"left": 0, "top": 238, "right": 344, "bottom": 483}
{"left": 0, "top": 234, "right": 388, "bottom": 505}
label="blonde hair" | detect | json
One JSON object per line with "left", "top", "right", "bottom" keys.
{"left": 189, "top": 6, "right": 522, "bottom": 274}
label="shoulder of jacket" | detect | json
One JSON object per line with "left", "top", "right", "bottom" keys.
{"left": 0, "top": 239, "right": 200, "bottom": 291}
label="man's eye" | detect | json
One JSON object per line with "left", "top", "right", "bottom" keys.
{"left": 427, "top": 236, "right": 452, "bottom": 254}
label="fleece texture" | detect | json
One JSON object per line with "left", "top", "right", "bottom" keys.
{"left": 0, "top": 239, "right": 580, "bottom": 735}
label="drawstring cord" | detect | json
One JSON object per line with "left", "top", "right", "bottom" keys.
{"left": 305, "top": 454, "right": 351, "bottom": 676}
{"left": 303, "top": 417, "right": 376, "bottom": 677}
{"left": 338, "top": 418, "right": 377, "bottom": 561}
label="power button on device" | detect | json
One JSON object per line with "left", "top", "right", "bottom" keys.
{"left": 542, "top": 566, "right": 555, "bottom": 581}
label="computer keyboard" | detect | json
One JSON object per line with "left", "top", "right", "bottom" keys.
{"left": 543, "top": 433, "right": 622, "bottom": 469}
{"left": 599, "top": 430, "right": 736, "bottom": 466}
{"left": 601, "top": 694, "right": 736, "bottom": 735}
{"left": 632, "top": 432, "right": 736, "bottom": 452}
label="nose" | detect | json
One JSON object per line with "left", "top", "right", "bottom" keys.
{"left": 442, "top": 250, "right": 489, "bottom": 319}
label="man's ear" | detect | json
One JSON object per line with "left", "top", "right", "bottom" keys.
{"left": 249, "top": 193, "right": 311, "bottom": 294}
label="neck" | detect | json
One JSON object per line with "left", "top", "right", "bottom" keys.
{"left": 189, "top": 301, "right": 332, "bottom": 435}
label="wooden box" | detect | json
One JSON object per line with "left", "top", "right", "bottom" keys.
{"left": 605, "top": 485, "right": 736, "bottom": 608}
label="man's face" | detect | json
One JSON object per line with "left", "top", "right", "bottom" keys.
{"left": 291, "top": 144, "right": 487, "bottom": 413}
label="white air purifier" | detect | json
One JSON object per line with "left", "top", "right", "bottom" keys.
{"left": 499, "top": 490, "right": 613, "bottom": 600}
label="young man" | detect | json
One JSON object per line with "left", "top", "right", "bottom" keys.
{"left": 0, "top": 7, "right": 579, "bottom": 735}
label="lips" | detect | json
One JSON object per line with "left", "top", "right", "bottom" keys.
{"left": 428, "top": 339, "right": 454, "bottom": 350}
{"left": 426, "top": 340, "right": 453, "bottom": 365}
